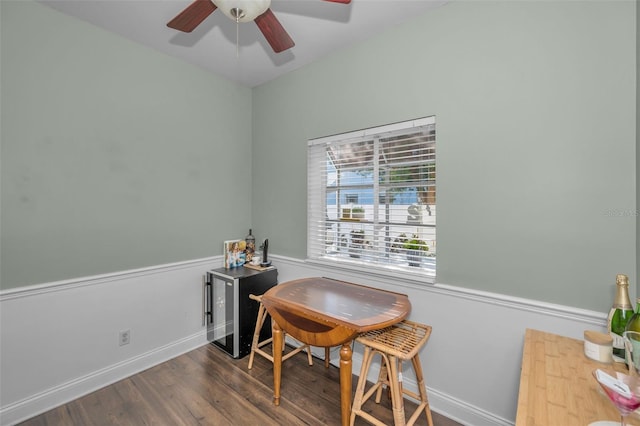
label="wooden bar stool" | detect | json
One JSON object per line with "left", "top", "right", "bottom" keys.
{"left": 247, "top": 294, "right": 313, "bottom": 369}
{"left": 350, "top": 320, "right": 433, "bottom": 426}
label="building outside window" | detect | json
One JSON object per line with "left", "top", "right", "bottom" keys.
{"left": 307, "top": 116, "right": 436, "bottom": 277}
{"left": 345, "top": 194, "right": 359, "bottom": 204}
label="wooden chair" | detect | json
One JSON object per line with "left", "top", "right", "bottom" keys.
{"left": 247, "top": 294, "right": 313, "bottom": 369}
{"left": 350, "top": 320, "right": 433, "bottom": 426}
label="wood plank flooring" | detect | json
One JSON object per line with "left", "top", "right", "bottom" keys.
{"left": 19, "top": 343, "right": 461, "bottom": 426}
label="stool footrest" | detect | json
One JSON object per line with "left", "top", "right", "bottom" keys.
{"left": 253, "top": 339, "right": 312, "bottom": 363}
{"left": 248, "top": 293, "right": 313, "bottom": 370}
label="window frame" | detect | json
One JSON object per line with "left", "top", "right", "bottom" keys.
{"left": 307, "top": 117, "right": 436, "bottom": 283}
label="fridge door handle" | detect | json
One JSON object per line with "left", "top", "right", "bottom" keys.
{"left": 202, "top": 275, "right": 206, "bottom": 326}
{"left": 203, "top": 275, "right": 212, "bottom": 326}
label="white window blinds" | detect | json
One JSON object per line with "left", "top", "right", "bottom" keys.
{"left": 307, "top": 117, "right": 436, "bottom": 275}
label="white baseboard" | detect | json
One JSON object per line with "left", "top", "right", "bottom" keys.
{"left": 0, "top": 331, "right": 207, "bottom": 426}
{"left": 313, "top": 343, "right": 511, "bottom": 426}
{"left": 272, "top": 254, "right": 607, "bottom": 426}
{"left": 0, "top": 254, "right": 609, "bottom": 426}
{"left": 0, "top": 256, "right": 220, "bottom": 426}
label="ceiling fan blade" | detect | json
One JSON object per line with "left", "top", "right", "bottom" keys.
{"left": 254, "top": 9, "right": 295, "bottom": 53}
{"left": 167, "top": 0, "right": 217, "bottom": 33}
{"left": 323, "top": 0, "right": 352, "bottom": 3}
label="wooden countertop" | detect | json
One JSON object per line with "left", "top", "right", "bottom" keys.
{"left": 516, "top": 328, "right": 640, "bottom": 425}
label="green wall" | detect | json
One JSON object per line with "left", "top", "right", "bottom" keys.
{"left": 252, "top": 0, "right": 637, "bottom": 311}
{"left": 0, "top": 1, "right": 253, "bottom": 289}
{"left": 1, "top": 0, "right": 636, "bottom": 310}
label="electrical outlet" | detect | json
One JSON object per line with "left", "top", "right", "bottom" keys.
{"left": 119, "top": 329, "right": 130, "bottom": 346}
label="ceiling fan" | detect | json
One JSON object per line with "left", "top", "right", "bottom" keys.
{"left": 167, "top": 0, "right": 351, "bottom": 53}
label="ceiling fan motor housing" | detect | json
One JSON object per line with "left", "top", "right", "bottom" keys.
{"left": 214, "top": 0, "right": 271, "bottom": 22}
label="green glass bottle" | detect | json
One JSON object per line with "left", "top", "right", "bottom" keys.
{"left": 609, "top": 274, "right": 634, "bottom": 360}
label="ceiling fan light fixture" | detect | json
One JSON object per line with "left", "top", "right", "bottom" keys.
{"left": 168, "top": 0, "right": 349, "bottom": 54}
{"left": 230, "top": 8, "right": 245, "bottom": 21}
{"left": 213, "top": 0, "right": 271, "bottom": 23}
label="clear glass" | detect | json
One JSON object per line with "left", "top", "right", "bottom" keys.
{"left": 624, "top": 331, "right": 640, "bottom": 375}
{"left": 593, "top": 369, "right": 640, "bottom": 426}
{"left": 625, "top": 301, "right": 640, "bottom": 333}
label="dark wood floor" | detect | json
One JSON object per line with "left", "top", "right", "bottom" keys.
{"left": 20, "top": 343, "right": 461, "bottom": 425}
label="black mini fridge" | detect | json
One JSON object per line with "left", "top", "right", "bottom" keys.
{"left": 204, "top": 266, "right": 277, "bottom": 358}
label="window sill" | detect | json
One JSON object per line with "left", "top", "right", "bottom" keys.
{"left": 304, "top": 256, "right": 435, "bottom": 287}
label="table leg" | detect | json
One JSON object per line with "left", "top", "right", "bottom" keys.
{"left": 325, "top": 347, "right": 330, "bottom": 368}
{"left": 272, "top": 321, "right": 283, "bottom": 406}
{"left": 339, "top": 342, "right": 353, "bottom": 426}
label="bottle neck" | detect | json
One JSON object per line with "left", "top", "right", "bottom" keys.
{"left": 614, "top": 284, "right": 633, "bottom": 309}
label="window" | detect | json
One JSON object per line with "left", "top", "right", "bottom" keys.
{"left": 307, "top": 117, "right": 436, "bottom": 277}
{"left": 345, "top": 194, "right": 359, "bottom": 204}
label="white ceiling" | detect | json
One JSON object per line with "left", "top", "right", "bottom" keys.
{"left": 40, "top": 0, "right": 448, "bottom": 88}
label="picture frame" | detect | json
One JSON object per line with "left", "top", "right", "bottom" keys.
{"left": 224, "top": 239, "right": 246, "bottom": 269}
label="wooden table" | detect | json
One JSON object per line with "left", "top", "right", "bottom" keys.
{"left": 261, "top": 277, "right": 411, "bottom": 426}
{"left": 516, "top": 328, "right": 640, "bottom": 425}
